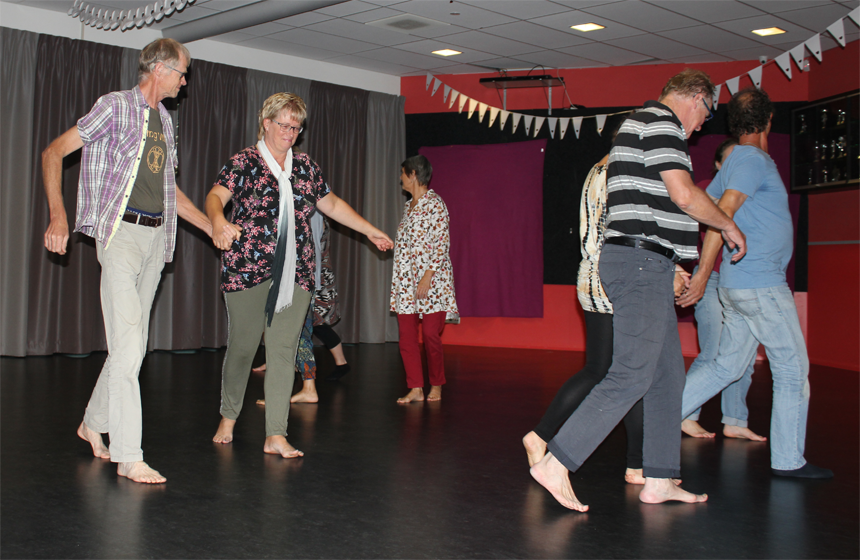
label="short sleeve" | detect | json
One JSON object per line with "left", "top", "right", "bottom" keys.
{"left": 641, "top": 118, "right": 691, "bottom": 174}
{"left": 77, "top": 94, "right": 116, "bottom": 145}
{"left": 706, "top": 169, "right": 726, "bottom": 199}
{"left": 311, "top": 161, "right": 331, "bottom": 203}
{"left": 720, "top": 149, "right": 766, "bottom": 199}
{"left": 215, "top": 155, "right": 241, "bottom": 195}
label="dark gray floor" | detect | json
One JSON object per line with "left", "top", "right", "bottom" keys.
{"left": 1, "top": 343, "right": 857, "bottom": 559}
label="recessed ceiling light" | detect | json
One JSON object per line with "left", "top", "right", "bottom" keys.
{"left": 752, "top": 27, "right": 786, "bottom": 36}
{"left": 432, "top": 49, "right": 462, "bottom": 57}
{"left": 571, "top": 23, "right": 605, "bottom": 32}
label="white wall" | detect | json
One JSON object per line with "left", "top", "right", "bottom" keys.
{"left": 0, "top": 2, "right": 400, "bottom": 95}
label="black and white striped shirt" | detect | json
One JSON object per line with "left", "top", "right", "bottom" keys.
{"left": 604, "top": 100, "right": 699, "bottom": 261}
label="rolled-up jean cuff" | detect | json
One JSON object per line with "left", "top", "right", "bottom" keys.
{"left": 722, "top": 416, "right": 748, "bottom": 428}
{"left": 547, "top": 440, "right": 583, "bottom": 473}
{"left": 643, "top": 465, "right": 681, "bottom": 479}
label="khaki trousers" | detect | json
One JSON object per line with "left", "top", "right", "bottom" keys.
{"left": 85, "top": 222, "right": 165, "bottom": 463}
{"left": 221, "top": 281, "right": 311, "bottom": 437}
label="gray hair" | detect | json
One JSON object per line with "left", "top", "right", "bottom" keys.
{"left": 138, "top": 38, "right": 190, "bottom": 82}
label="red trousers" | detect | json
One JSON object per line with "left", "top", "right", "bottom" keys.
{"left": 397, "top": 312, "right": 447, "bottom": 388}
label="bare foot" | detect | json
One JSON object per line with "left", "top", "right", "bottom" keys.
{"left": 291, "top": 380, "right": 319, "bottom": 404}
{"left": 426, "top": 385, "right": 442, "bottom": 401}
{"left": 530, "top": 453, "right": 588, "bottom": 511}
{"left": 77, "top": 421, "right": 110, "bottom": 459}
{"left": 639, "top": 478, "right": 706, "bottom": 504}
{"left": 252, "top": 363, "right": 267, "bottom": 373}
{"left": 397, "top": 388, "right": 424, "bottom": 404}
{"left": 263, "top": 435, "right": 304, "bottom": 459}
{"left": 723, "top": 425, "right": 767, "bottom": 441}
{"left": 523, "top": 431, "right": 547, "bottom": 467}
{"left": 213, "top": 417, "right": 236, "bottom": 443}
{"left": 681, "top": 419, "right": 715, "bottom": 438}
{"left": 625, "top": 468, "right": 682, "bottom": 486}
{"left": 117, "top": 461, "right": 166, "bottom": 484}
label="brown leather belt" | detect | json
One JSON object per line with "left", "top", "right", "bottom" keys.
{"left": 122, "top": 211, "right": 163, "bottom": 228}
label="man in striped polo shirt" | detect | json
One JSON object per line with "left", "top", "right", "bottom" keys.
{"left": 531, "top": 70, "right": 747, "bottom": 510}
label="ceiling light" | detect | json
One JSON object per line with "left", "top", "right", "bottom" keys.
{"left": 432, "top": 49, "right": 462, "bottom": 57}
{"left": 752, "top": 27, "right": 786, "bottom": 37}
{"left": 571, "top": 23, "right": 605, "bottom": 32}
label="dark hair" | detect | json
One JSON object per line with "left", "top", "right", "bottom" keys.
{"left": 713, "top": 137, "right": 738, "bottom": 175}
{"left": 659, "top": 69, "right": 715, "bottom": 101}
{"left": 728, "top": 88, "right": 773, "bottom": 137}
{"left": 401, "top": 155, "right": 432, "bottom": 186}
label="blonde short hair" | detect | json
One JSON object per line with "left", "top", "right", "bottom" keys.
{"left": 659, "top": 69, "right": 715, "bottom": 102}
{"left": 258, "top": 93, "right": 308, "bottom": 141}
{"left": 138, "top": 38, "right": 190, "bottom": 82}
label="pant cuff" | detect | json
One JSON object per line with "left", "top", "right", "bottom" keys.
{"left": 686, "top": 412, "right": 700, "bottom": 422}
{"left": 642, "top": 465, "right": 681, "bottom": 479}
{"left": 82, "top": 414, "right": 108, "bottom": 434}
{"left": 111, "top": 453, "right": 144, "bottom": 464}
{"left": 721, "top": 416, "right": 748, "bottom": 428}
{"left": 546, "top": 440, "right": 582, "bottom": 473}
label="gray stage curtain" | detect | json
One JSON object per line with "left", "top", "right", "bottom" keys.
{"left": 147, "top": 59, "right": 248, "bottom": 350}
{"left": 306, "top": 81, "right": 369, "bottom": 343}
{"left": 26, "top": 35, "right": 125, "bottom": 355}
{"left": 0, "top": 28, "right": 38, "bottom": 356}
{"left": 362, "top": 92, "right": 405, "bottom": 343}
{"left": 245, "top": 69, "right": 311, "bottom": 148}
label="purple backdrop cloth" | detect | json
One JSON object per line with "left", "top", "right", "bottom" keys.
{"left": 419, "top": 140, "right": 546, "bottom": 317}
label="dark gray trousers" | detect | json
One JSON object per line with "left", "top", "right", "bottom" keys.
{"left": 547, "top": 244, "right": 685, "bottom": 479}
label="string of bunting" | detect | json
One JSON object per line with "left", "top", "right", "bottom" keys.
{"left": 424, "top": 7, "right": 859, "bottom": 140}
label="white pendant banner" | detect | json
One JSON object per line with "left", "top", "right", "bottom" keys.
{"left": 713, "top": 84, "right": 723, "bottom": 109}
{"left": 849, "top": 7, "right": 859, "bottom": 26}
{"left": 488, "top": 107, "right": 500, "bottom": 128}
{"left": 499, "top": 110, "right": 510, "bottom": 130}
{"left": 443, "top": 85, "right": 451, "bottom": 103}
{"left": 547, "top": 117, "right": 558, "bottom": 139}
{"left": 449, "top": 90, "right": 459, "bottom": 109}
{"left": 467, "top": 98, "right": 478, "bottom": 119}
{"left": 595, "top": 114, "right": 607, "bottom": 136}
{"left": 478, "top": 102, "right": 488, "bottom": 122}
{"left": 572, "top": 117, "right": 583, "bottom": 139}
{"left": 559, "top": 117, "right": 571, "bottom": 139}
{"left": 522, "top": 114, "right": 535, "bottom": 136}
{"left": 725, "top": 76, "right": 741, "bottom": 96}
{"left": 775, "top": 52, "right": 793, "bottom": 80}
{"left": 432, "top": 78, "right": 442, "bottom": 96}
{"left": 458, "top": 94, "right": 468, "bottom": 114}
{"left": 748, "top": 65, "right": 763, "bottom": 89}
{"left": 510, "top": 112, "right": 523, "bottom": 134}
{"left": 533, "top": 116, "right": 546, "bottom": 138}
{"left": 805, "top": 34, "right": 822, "bottom": 62}
{"left": 425, "top": 73, "right": 433, "bottom": 90}
{"left": 827, "top": 19, "right": 846, "bottom": 47}
{"left": 790, "top": 44, "right": 807, "bottom": 69}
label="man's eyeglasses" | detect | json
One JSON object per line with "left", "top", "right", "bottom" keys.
{"left": 702, "top": 97, "right": 715, "bottom": 122}
{"left": 162, "top": 62, "right": 187, "bottom": 78}
{"left": 271, "top": 120, "right": 303, "bottom": 135}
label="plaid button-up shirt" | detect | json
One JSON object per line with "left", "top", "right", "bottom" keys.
{"left": 76, "top": 85, "right": 178, "bottom": 262}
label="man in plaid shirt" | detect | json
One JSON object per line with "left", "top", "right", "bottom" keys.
{"left": 41, "top": 38, "right": 223, "bottom": 484}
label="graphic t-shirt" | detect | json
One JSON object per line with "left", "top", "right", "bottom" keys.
{"left": 128, "top": 107, "right": 166, "bottom": 213}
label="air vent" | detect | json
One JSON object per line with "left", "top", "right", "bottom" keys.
{"left": 366, "top": 14, "right": 450, "bottom": 35}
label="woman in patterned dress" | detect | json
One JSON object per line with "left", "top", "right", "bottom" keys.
{"left": 390, "top": 155, "right": 458, "bottom": 404}
{"left": 206, "top": 92, "right": 392, "bottom": 457}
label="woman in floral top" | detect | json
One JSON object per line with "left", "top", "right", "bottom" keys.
{"left": 390, "top": 155, "right": 458, "bottom": 404}
{"left": 206, "top": 93, "right": 392, "bottom": 458}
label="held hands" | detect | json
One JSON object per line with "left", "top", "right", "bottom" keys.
{"left": 673, "top": 268, "right": 691, "bottom": 298}
{"left": 721, "top": 225, "right": 747, "bottom": 262}
{"left": 211, "top": 222, "right": 242, "bottom": 251}
{"left": 44, "top": 216, "right": 70, "bottom": 255}
{"left": 367, "top": 230, "right": 394, "bottom": 252}
{"left": 676, "top": 269, "right": 708, "bottom": 307}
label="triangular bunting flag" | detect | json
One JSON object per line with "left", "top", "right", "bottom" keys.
{"left": 478, "top": 102, "right": 488, "bottom": 122}
{"left": 725, "top": 76, "right": 740, "bottom": 96}
{"left": 522, "top": 114, "right": 535, "bottom": 136}
{"left": 458, "top": 94, "right": 468, "bottom": 114}
{"left": 713, "top": 84, "right": 723, "bottom": 109}
{"left": 449, "top": 90, "right": 459, "bottom": 109}
{"left": 432, "top": 78, "right": 442, "bottom": 96}
{"left": 595, "top": 114, "right": 607, "bottom": 136}
{"left": 849, "top": 7, "right": 859, "bottom": 26}
{"left": 559, "top": 117, "right": 571, "bottom": 139}
{"left": 499, "top": 110, "right": 510, "bottom": 130}
{"left": 805, "top": 34, "right": 822, "bottom": 62}
{"left": 533, "top": 116, "right": 546, "bottom": 138}
{"left": 827, "top": 19, "right": 846, "bottom": 47}
{"left": 467, "top": 98, "right": 478, "bottom": 119}
{"left": 790, "top": 44, "right": 807, "bottom": 69}
{"left": 425, "top": 73, "right": 433, "bottom": 90}
{"left": 572, "top": 117, "right": 583, "bottom": 139}
{"left": 547, "top": 117, "right": 558, "bottom": 139}
{"left": 510, "top": 113, "right": 522, "bottom": 134}
{"left": 488, "top": 107, "right": 500, "bottom": 128}
{"left": 775, "top": 52, "right": 792, "bottom": 80}
{"left": 748, "top": 66, "right": 763, "bottom": 89}
{"left": 443, "top": 85, "right": 451, "bottom": 103}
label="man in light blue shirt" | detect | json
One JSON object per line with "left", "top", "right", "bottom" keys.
{"left": 680, "top": 88, "right": 832, "bottom": 479}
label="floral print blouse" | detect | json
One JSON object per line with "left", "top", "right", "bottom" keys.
{"left": 390, "top": 189, "right": 458, "bottom": 319}
{"left": 216, "top": 147, "right": 330, "bottom": 293}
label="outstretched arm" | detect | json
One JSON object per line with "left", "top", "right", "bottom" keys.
{"left": 205, "top": 185, "right": 242, "bottom": 251}
{"left": 42, "top": 126, "right": 85, "bottom": 255}
{"left": 176, "top": 186, "right": 213, "bottom": 237}
{"left": 316, "top": 192, "right": 393, "bottom": 251}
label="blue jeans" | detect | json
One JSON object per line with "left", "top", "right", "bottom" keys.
{"left": 681, "top": 284, "right": 810, "bottom": 470}
{"left": 687, "top": 270, "right": 756, "bottom": 427}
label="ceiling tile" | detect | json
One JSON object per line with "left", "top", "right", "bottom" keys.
{"left": 514, "top": 50, "right": 607, "bottom": 68}
{"left": 580, "top": 0, "right": 702, "bottom": 32}
{"left": 195, "top": 0, "right": 261, "bottom": 10}
{"left": 559, "top": 42, "right": 655, "bottom": 65}
{"left": 267, "top": 27, "right": 379, "bottom": 54}
{"left": 713, "top": 14, "right": 822, "bottom": 43}
{"left": 273, "top": 11, "right": 334, "bottom": 27}
{"left": 719, "top": 44, "right": 790, "bottom": 61}
{"left": 739, "top": 1, "right": 842, "bottom": 13}
{"left": 235, "top": 36, "right": 342, "bottom": 60}
{"left": 457, "top": 0, "right": 570, "bottom": 20}
{"left": 361, "top": 46, "right": 457, "bottom": 69}
{"left": 658, "top": 24, "right": 763, "bottom": 52}
{"left": 389, "top": 38, "right": 498, "bottom": 63}
{"left": 407, "top": 22, "right": 472, "bottom": 39}
{"left": 238, "top": 22, "right": 293, "bottom": 37}
{"left": 667, "top": 52, "right": 735, "bottom": 64}
{"left": 481, "top": 21, "right": 594, "bottom": 49}
{"left": 771, "top": 3, "right": 857, "bottom": 32}
{"left": 437, "top": 31, "right": 544, "bottom": 57}
{"left": 326, "top": 52, "right": 422, "bottom": 74}
{"left": 306, "top": 18, "right": 414, "bottom": 46}
{"left": 463, "top": 56, "right": 548, "bottom": 72}
{"left": 607, "top": 33, "right": 707, "bottom": 59}
{"left": 343, "top": 6, "right": 402, "bottom": 23}
{"left": 210, "top": 30, "right": 256, "bottom": 44}
{"left": 645, "top": 0, "right": 765, "bottom": 23}
{"left": 316, "top": 0, "right": 379, "bottom": 17}
{"left": 550, "top": 0, "right": 625, "bottom": 8}
{"left": 529, "top": 10, "right": 649, "bottom": 40}
{"left": 391, "top": 0, "right": 517, "bottom": 29}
